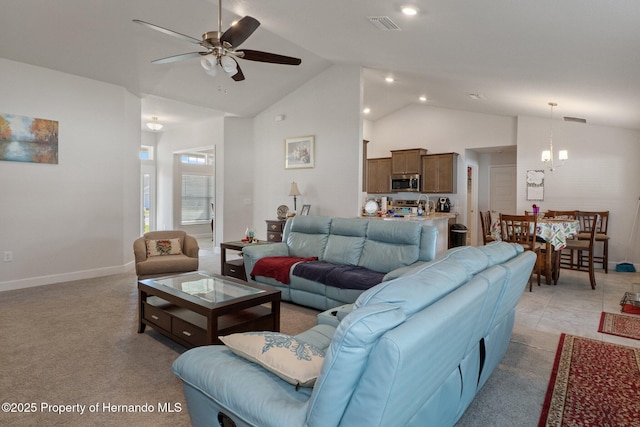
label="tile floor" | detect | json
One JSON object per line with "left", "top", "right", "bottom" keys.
{"left": 514, "top": 264, "right": 640, "bottom": 350}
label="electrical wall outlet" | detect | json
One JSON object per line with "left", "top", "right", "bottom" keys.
{"left": 3, "top": 251, "right": 13, "bottom": 262}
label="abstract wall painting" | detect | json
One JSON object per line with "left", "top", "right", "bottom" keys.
{"left": 0, "top": 113, "right": 59, "bottom": 164}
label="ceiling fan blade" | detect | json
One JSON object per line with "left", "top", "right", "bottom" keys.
{"left": 151, "top": 52, "right": 205, "bottom": 64}
{"left": 230, "top": 59, "right": 245, "bottom": 81}
{"left": 237, "top": 49, "right": 302, "bottom": 65}
{"left": 133, "top": 19, "right": 202, "bottom": 45}
{"left": 220, "top": 16, "right": 260, "bottom": 48}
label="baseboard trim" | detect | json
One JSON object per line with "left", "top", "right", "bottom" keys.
{"left": 0, "top": 262, "right": 135, "bottom": 292}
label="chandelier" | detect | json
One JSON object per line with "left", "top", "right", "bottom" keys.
{"left": 541, "top": 102, "right": 567, "bottom": 171}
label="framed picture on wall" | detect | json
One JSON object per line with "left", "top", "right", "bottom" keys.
{"left": 285, "top": 135, "right": 315, "bottom": 169}
{"left": 526, "top": 170, "right": 545, "bottom": 201}
{"left": 301, "top": 204, "right": 311, "bottom": 216}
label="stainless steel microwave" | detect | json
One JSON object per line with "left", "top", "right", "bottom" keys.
{"left": 391, "top": 174, "right": 421, "bottom": 192}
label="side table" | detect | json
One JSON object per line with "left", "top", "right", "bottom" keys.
{"left": 266, "top": 219, "right": 287, "bottom": 242}
{"left": 220, "top": 240, "right": 272, "bottom": 280}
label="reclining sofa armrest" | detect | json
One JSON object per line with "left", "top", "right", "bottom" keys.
{"left": 242, "top": 243, "right": 290, "bottom": 280}
{"left": 182, "top": 235, "right": 200, "bottom": 259}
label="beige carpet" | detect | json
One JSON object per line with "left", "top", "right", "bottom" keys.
{"left": 0, "top": 273, "right": 318, "bottom": 426}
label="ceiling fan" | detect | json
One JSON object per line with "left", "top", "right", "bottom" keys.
{"left": 133, "top": 0, "right": 301, "bottom": 81}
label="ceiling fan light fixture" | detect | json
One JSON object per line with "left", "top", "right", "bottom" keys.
{"left": 201, "top": 55, "right": 217, "bottom": 71}
{"left": 220, "top": 55, "right": 237, "bottom": 74}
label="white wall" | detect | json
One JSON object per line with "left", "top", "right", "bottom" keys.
{"left": 371, "top": 104, "right": 517, "bottom": 157}
{"left": 0, "top": 59, "right": 140, "bottom": 290}
{"left": 223, "top": 117, "right": 255, "bottom": 243}
{"left": 516, "top": 115, "right": 640, "bottom": 264}
{"left": 250, "top": 64, "right": 363, "bottom": 239}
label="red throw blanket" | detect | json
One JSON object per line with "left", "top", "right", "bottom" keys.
{"left": 250, "top": 256, "right": 318, "bottom": 284}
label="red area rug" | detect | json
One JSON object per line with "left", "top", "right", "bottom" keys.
{"left": 598, "top": 311, "right": 640, "bottom": 341}
{"left": 538, "top": 334, "right": 640, "bottom": 426}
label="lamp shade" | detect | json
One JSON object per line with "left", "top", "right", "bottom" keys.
{"left": 541, "top": 150, "right": 551, "bottom": 162}
{"left": 288, "top": 181, "right": 301, "bottom": 197}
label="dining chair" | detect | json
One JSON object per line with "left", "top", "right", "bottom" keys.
{"left": 546, "top": 210, "right": 578, "bottom": 219}
{"left": 479, "top": 210, "right": 494, "bottom": 245}
{"left": 544, "top": 210, "right": 578, "bottom": 280}
{"left": 500, "top": 214, "right": 542, "bottom": 291}
{"left": 576, "top": 210, "right": 609, "bottom": 273}
{"left": 559, "top": 212, "right": 599, "bottom": 289}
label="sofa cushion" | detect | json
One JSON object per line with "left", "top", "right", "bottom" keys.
{"left": 306, "top": 303, "right": 405, "bottom": 426}
{"left": 358, "top": 221, "right": 421, "bottom": 273}
{"left": 146, "top": 238, "right": 182, "bottom": 256}
{"left": 285, "top": 216, "right": 332, "bottom": 258}
{"left": 322, "top": 218, "right": 368, "bottom": 265}
{"left": 220, "top": 332, "right": 325, "bottom": 388}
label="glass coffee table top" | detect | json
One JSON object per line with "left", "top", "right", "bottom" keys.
{"left": 151, "top": 272, "right": 264, "bottom": 304}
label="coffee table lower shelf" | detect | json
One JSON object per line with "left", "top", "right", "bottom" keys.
{"left": 141, "top": 297, "right": 276, "bottom": 348}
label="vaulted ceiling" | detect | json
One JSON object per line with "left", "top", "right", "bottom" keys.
{"left": 2, "top": 0, "right": 639, "bottom": 130}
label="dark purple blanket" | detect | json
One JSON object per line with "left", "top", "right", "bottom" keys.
{"left": 292, "top": 261, "right": 385, "bottom": 291}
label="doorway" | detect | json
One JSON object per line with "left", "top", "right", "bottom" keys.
{"left": 490, "top": 165, "right": 517, "bottom": 215}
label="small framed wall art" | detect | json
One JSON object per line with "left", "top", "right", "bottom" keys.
{"left": 300, "top": 205, "right": 311, "bottom": 216}
{"left": 526, "top": 169, "right": 545, "bottom": 201}
{"left": 285, "top": 135, "right": 314, "bottom": 169}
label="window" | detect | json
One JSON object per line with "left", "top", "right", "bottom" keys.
{"left": 181, "top": 152, "right": 214, "bottom": 165}
{"left": 140, "top": 145, "right": 154, "bottom": 160}
{"left": 181, "top": 174, "right": 214, "bottom": 225}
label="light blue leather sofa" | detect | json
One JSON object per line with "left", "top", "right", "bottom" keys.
{"left": 242, "top": 216, "right": 438, "bottom": 311}
{"left": 173, "top": 242, "right": 536, "bottom": 427}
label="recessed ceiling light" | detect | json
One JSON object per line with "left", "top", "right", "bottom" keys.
{"left": 363, "top": 107, "right": 371, "bottom": 114}
{"left": 402, "top": 6, "right": 418, "bottom": 16}
{"left": 419, "top": 95, "right": 427, "bottom": 102}
{"left": 385, "top": 76, "right": 395, "bottom": 83}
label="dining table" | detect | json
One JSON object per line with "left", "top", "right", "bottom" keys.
{"left": 490, "top": 216, "right": 580, "bottom": 284}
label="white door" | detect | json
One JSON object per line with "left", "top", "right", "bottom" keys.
{"left": 490, "top": 165, "right": 517, "bottom": 215}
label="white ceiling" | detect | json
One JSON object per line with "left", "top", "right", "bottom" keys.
{"left": 2, "top": 0, "right": 640, "bottom": 131}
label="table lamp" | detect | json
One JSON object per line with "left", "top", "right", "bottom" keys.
{"left": 288, "top": 181, "right": 301, "bottom": 211}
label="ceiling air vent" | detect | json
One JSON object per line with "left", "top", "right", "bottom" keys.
{"left": 368, "top": 16, "right": 401, "bottom": 31}
{"left": 564, "top": 116, "right": 587, "bottom": 124}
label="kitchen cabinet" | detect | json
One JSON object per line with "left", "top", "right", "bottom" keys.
{"left": 421, "top": 153, "right": 458, "bottom": 193}
{"left": 391, "top": 149, "right": 427, "bottom": 174}
{"left": 366, "top": 157, "right": 392, "bottom": 193}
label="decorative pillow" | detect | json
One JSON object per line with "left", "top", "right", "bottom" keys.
{"left": 220, "top": 332, "right": 325, "bottom": 388}
{"left": 146, "top": 238, "right": 182, "bottom": 257}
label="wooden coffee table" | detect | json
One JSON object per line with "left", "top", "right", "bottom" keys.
{"left": 138, "top": 271, "right": 281, "bottom": 348}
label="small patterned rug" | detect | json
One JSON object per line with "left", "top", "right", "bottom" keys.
{"left": 598, "top": 311, "right": 640, "bottom": 341}
{"left": 538, "top": 334, "right": 640, "bottom": 426}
